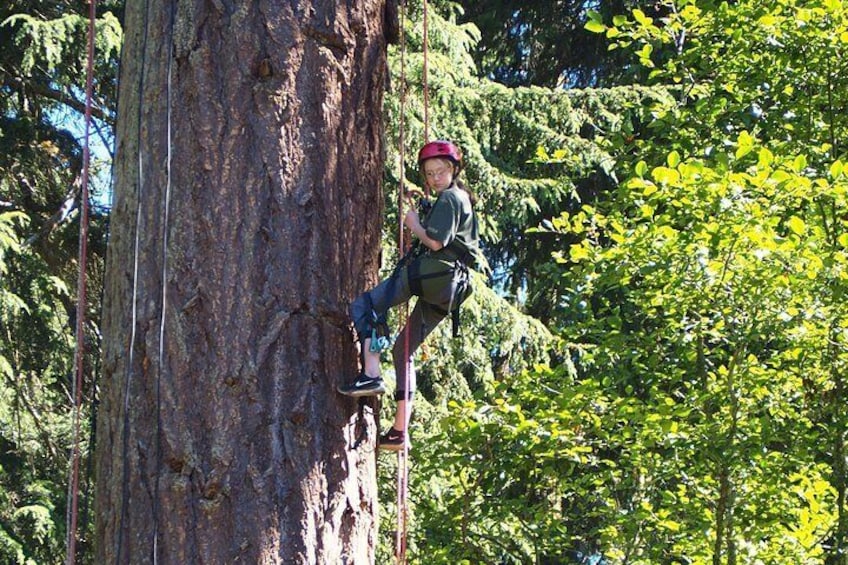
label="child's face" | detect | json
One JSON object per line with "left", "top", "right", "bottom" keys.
{"left": 423, "top": 158, "right": 455, "bottom": 192}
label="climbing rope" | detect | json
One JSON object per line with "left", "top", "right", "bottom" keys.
{"left": 65, "top": 1, "right": 97, "bottom": 564}
{"left": 395, "top": 0, "right": 431, "bottom": 562}
{"left": 395, "top": 1, "right": 410, "bottom": 561}
{"left": 422, "top": 0, "right": 430, "bottom": 143}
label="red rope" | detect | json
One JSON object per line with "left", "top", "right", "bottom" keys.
{"left": 66, "top": 1, "right": 97, "bottom": 563}
{"left": 395, "top": 1, "right": 431, "bottom": 561}
{"left": 422, "top": 0, "right": 430, "bottom": 144}
{"left": 396, "top": 1, "right": 410, "bottom": 561}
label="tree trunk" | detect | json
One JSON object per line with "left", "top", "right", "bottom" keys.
{"left": 94, "top": 1, "right": 389, "bottom": 563}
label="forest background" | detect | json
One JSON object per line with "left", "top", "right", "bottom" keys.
{"left": 1, "top": 0, "right": 847, "bottom": 563}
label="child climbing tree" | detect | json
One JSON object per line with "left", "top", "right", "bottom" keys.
{"left": 94, "top": 1, "right": 394, "bottom": 562}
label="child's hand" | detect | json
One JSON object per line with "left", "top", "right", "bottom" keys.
{"left": 403, "top": 209, "right": 420, "bottom": 231}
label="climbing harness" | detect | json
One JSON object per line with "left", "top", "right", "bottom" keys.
{"left": 411, "top": 140, "right": 473, "bottom": 337}
{"left": 365, "top": 297, "right": 392, "bottom": 353}
{"left": 407, "top": 250, "right": 473, "bottom": 338}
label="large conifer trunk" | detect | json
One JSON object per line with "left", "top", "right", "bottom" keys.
{"left": 95, "top": 2, "right": 388, "bottom": 562}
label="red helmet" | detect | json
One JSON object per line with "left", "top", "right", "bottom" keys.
{"left": 418, "top": 140, "right": 463, "bottom": 169}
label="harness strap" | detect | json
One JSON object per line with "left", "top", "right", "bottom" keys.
{"left": 439, "top": 243, "right": 474, "bottom": 265}
{"left": 450, "top": 263, "right": 471, "bottom": 336}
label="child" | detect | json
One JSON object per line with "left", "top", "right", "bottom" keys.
{"left": 338, "top": 140, "right": 481, "bottom": 450}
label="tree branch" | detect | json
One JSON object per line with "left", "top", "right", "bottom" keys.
{"left": 3, "top": 75, "right": 114, "bottom": 125}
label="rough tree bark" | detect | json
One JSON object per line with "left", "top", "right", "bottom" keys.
{"left": 95, "top": 1, "right": 390, "bottom": 562}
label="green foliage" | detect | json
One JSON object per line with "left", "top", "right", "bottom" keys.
{"left": 0, "top": 209, "right": 77, "bottom": 564}
{"left": 2, "top": 2, "right": 123, "bottom": 123}
{"left": 457, "top": 0, "right": 659, "bottom": 87}
{"left": 592, "top": 0, "right": 848, "bottom": 170}
{"left": 417, "top": 363, "right": 589, "bottom": 564}
{"left": 0, "top": 212, "right": 27, "bottom": 274}
{"left": 440, "top": 134, "right": 846, "bottom": 561}
{"left": 4, "top": 12, "right": 122, "bottom": 79}
{"left": 550, "top": 144, "right": 845, "bottom": 561}
{"left": 0, "top": 2, "right": 121, "bottom": 562}
{"left": 3, "top": 0, "right": 847, "bottom": 563}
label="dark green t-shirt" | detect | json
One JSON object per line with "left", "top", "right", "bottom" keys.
{"left": 423, "top": 184, "right": 480, "bottom": 266}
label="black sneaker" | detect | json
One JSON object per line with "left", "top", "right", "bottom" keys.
{"left": 379, "top": 427, "right": 410, "bottom": 451}
{"left": 337, "top": 372, "right": 386, "bottom": 397}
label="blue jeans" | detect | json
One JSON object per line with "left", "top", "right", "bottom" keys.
{"left": 349, "top": 266, "right": 455, "bottom": 400}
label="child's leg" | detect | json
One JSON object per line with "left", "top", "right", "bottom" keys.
{"left": 361, "top": 338, "right": 381, "bottom": 378}
{"left": 393, "top": 400, "right": 410, "bottom": 434}
{"left": 349, "top": 274, "right": 410, "bottom": 378}
{"left": 391, "top": 301, "right": 445, "bottom": 433}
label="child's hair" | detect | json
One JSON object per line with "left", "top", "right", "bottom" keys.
{"left": 454, "top": 178, "right": 477, "bottom": 206}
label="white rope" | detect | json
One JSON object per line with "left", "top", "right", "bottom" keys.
{"left": 125, "top": 156, "right": 143, "bottom": 413}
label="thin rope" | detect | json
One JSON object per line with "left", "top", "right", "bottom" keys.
{"left": 65, "top": 2, "right": 97, "bottom": 563}
{"left": 395, "top": 0, "right": 432, "bottom": 560}
{"left": 422, "top": 0, "right": 430, "bottom": 144}
{"left": 396, "top": 1, "right": 410, "bottom": 562}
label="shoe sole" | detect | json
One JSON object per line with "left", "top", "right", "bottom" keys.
{"left": 337, "top": 385, "right": 386, "bottom": 397}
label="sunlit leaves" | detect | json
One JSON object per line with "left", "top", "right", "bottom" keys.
{"left": 532, "top": 130, "right": 846, "bottom": 559}
{"left": 736, "top": 131, "right": 755, "bottom": 159}
{"left": 584, "top": 10, "right": 606, "bottom": 34}
{"left": 786, "top": 215, "right": 806, "bottom": 236}
{"left": 3, "top": 10, "right": 122, "bottom": 124}
{"left": 598, "top": 0, "right": 848, "bottom": 179}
